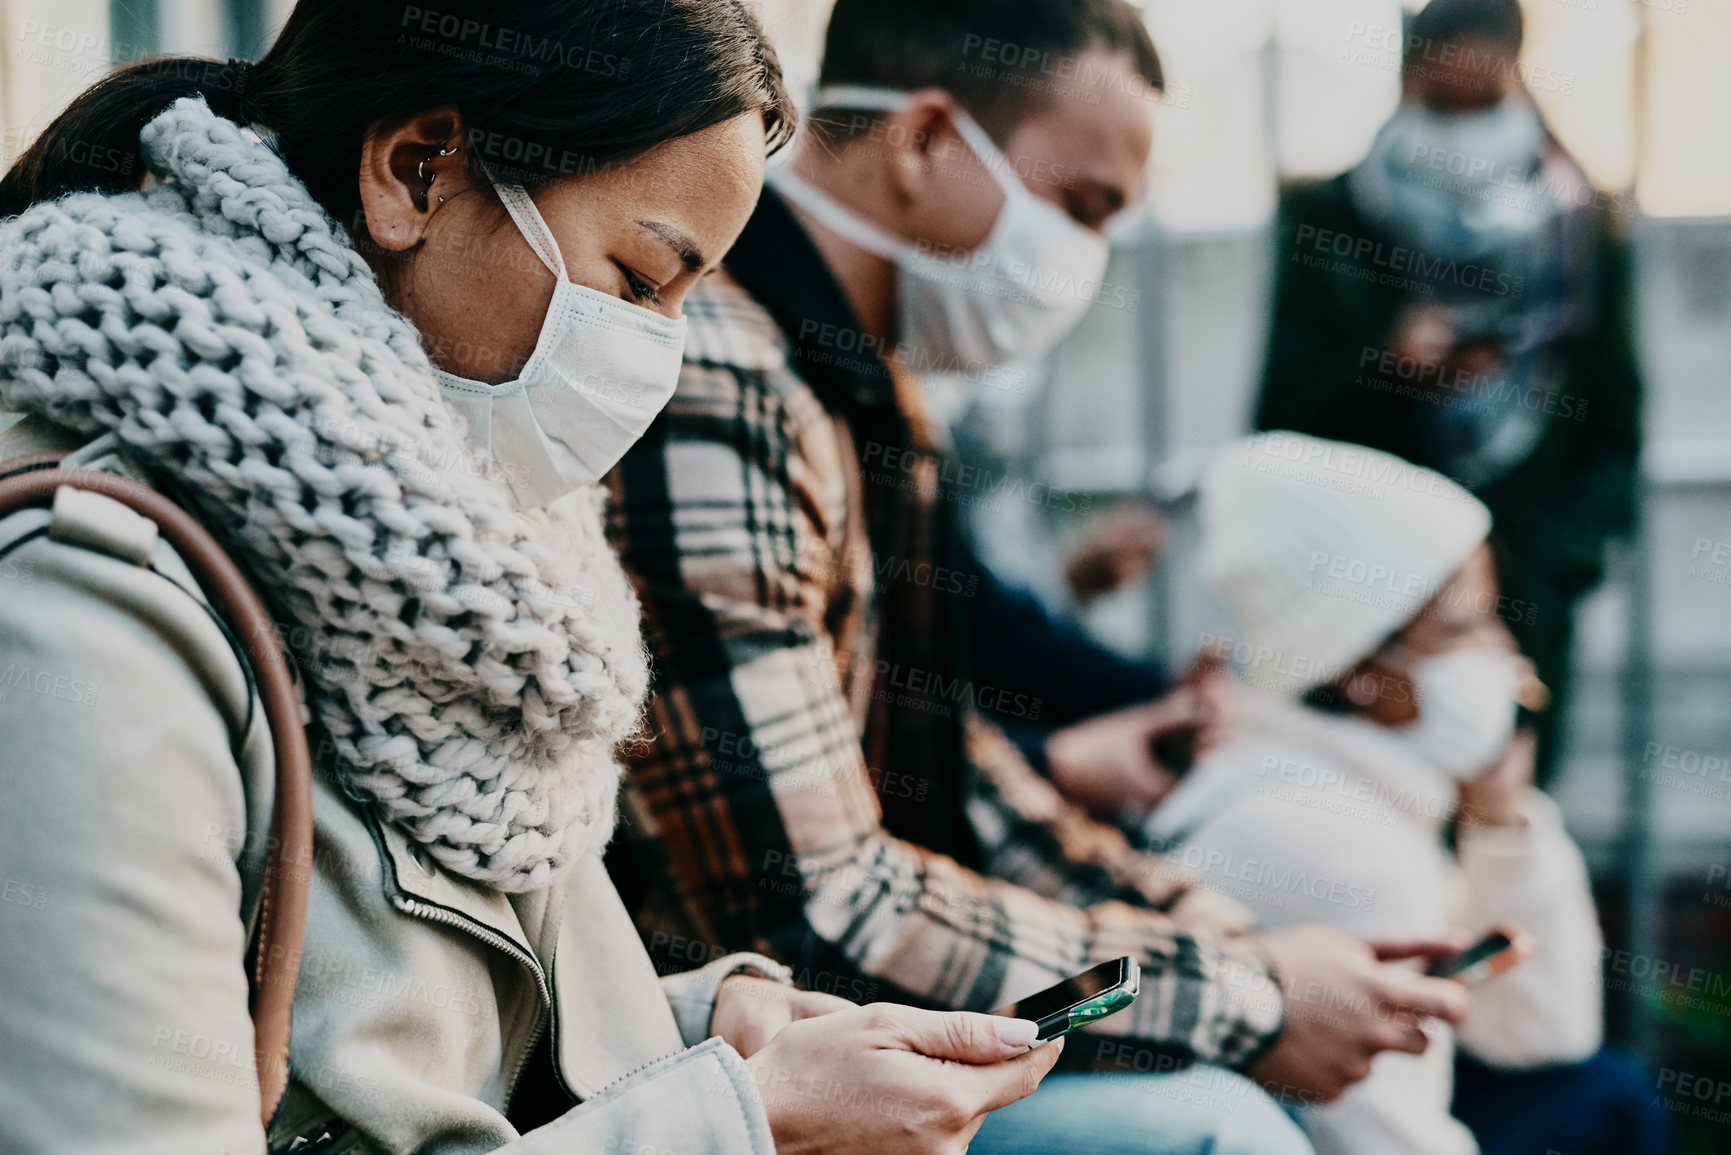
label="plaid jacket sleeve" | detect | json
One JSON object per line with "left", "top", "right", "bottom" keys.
{"left": 606, "top": 280, "right": 1284, "bottom": 1070}
{"left": 963, "top": 719, "right": 1262, "bottom": 941}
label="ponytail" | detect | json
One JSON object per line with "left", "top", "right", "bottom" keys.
{"left": 0, "top": 57, "right": 252, "bottom": 218}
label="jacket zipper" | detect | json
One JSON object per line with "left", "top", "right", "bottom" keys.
{"left": 389, "top": 893, "right": 553, "bottom": 1106}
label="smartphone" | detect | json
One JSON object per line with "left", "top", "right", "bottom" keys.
{"left": 993, "top": 957, "right": 1140, "bottom": 1041}
{"left": 1427, "top": 926, "right": 1534, "bottom": 986}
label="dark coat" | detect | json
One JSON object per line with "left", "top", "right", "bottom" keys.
{"left": 1254, "top": 172, "right": 1642, "bottom": 772}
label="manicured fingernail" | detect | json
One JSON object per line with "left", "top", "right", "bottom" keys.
{"left": 996, "top": 1018, "right": 1039, "bottom": 1047}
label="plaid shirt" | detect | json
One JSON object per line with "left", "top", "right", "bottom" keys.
{"left": 604, "top": 191, "right": 1283, "bottom": 1069}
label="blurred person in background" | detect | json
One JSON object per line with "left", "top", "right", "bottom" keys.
{"left": 0, "top": 2, "right": 1070, "bottom": 1151}
{"left": 1254, "top": 0, "right": 1642, "bottom": 784}
{"left": 948, "top": 401, "right": 1207, "bottom": 804}
{"left": 606, "top": 2, "right": 1477, "bottom": 1150}
{"left": 1140, "top": 432, "right": 1665, "bottom": 1155}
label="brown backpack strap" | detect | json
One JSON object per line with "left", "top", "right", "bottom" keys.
{"left": 0, "top": 453, "right": 312, "bottom": 1126}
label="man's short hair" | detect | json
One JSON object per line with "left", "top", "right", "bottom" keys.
{"left": 1406, "top": 0, "right": 1524, "bottom": 67}
{"left": 813, "top": 0, "right": 1162, "bottom": 143}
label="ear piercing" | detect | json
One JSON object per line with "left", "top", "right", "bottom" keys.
{"left": 419, "top": 139, "right": 459, "bottom": 205}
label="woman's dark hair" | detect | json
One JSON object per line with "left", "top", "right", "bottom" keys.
{"left": 0, "top": 0, "right": 796, "bottom": 224}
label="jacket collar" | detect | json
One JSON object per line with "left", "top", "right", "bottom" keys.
{"left": 723, "top": 186, "right": 899, "bottom": 418}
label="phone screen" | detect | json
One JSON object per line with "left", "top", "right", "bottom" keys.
{"left": 995, "top": 958, "right": 1135, "bottom": 1025}
{"left": 1429, "top": 930, "right": 1515, "bottom": 979}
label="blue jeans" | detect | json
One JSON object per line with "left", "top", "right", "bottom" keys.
{"left": 970, "top": 1068, "right": 1314, "bottom": 1155}
{"left": 1452, "top": 1048, "right": 1671, "bottom": 1155}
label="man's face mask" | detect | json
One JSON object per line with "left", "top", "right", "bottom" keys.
{"left": 434, "top": 180, "right": 688, "bottom": 510}
{"left": 769, "top": 86, "right": 1111, "bottom": 373}
{"left": 1349, "top": 96, "right": 1549, "bottom": 260}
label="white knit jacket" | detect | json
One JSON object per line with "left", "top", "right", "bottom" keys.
{"left": 0, "top": 97, "right": 649, "bottom": 891}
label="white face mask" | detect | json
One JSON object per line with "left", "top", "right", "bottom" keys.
{"left": 433, "top": 181, "right": 688, "bottom": 509}
{"left": 768, "top": 86, "right": 1111, "bottom": 373}
{"left": 1396, "top": 648, "right": 1520, "bottom": 780}
{"left": 1351, "top": 98, "right": 1549, "bottom": 258}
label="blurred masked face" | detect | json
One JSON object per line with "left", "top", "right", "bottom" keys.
{"left": 1337, "top": 545, "right": 1534, "bottom": 778}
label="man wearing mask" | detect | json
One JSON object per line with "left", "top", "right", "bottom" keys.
{"left": 606, "top": 2, "right": 1470, "bottom": 1149}
{"left": 1255, "top": 0, "right": 1642, "bottom": 782}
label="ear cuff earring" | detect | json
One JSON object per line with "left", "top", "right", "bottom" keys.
{"left": 419, "top": 139, "right": 459, "bottom": 205}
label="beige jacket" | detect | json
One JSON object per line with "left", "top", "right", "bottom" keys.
{"left": 0, "top": 419, "right": 784, "bottom": 1155}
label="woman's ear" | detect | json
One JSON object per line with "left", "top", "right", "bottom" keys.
{"left": 357, "top": 107, "right": 469, "bottom": 253}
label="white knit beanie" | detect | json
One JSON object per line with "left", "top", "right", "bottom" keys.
{"left": 1198, "top": 432, "right": 1492, "bottom": 694}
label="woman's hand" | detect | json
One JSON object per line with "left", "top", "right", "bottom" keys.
{"left": 1459, "top": 727, "right": 1537, "bottom": 829}
{"left": 711, "top": 974, "right": 855, "bottom": 1058}
{"left": 746, "top": 1003, "right": 1063, "bottom": 1155}
{"left": 1248, "top": 926, "right": 1469, "bottom": 1103}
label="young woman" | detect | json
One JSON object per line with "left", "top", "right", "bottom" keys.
{"left": 0, "top": 3, "right": 1059, "bottom": 1152}
{"left": 1142, "top": 431, "right": 1650, "bottom": 1155}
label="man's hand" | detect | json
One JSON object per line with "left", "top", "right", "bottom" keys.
{"left": 1248, "top": 926, "right": 1469, "bottom": 1104}
{"left": 1044, "top": 656, "right": 1231, "bottom": 817}
{"left": 1064, "top": 500, "right": 1169, "bottom": 603}
{"left": 711, "top": 974, "right": 855, "bottom": 1059}
{"left": 747, "top": 1003, "right": 1064, "bottom": 1155}
{"left": 1046, "top": 692, "right": 1198, "bottom": 816}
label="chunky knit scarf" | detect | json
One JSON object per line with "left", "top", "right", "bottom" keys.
{"left": 0, "top": 98, "right": 648, "bottom": 891}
